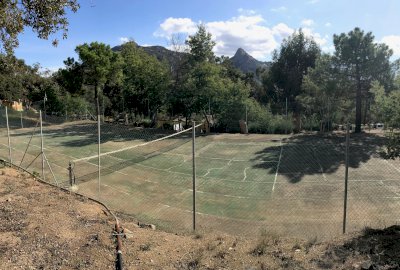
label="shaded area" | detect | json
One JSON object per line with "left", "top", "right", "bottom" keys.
{"left": 252, "top": 133, "right": 387, "bottom": 183}
{"left": 72, "top": 135, "right": 192, "bottom": 184}
{"left": 9, "top": 121, "right": 174, "bottom": 148}
{"left": 316, "top": 225, "right": 400, "bottom": 269}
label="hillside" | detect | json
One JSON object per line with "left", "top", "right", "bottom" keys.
{"left": 230, "top": 48, "right": 271, "bottom": 74}
{"left": 1, "top": 166, "right": 399, "bottom": 269}
{"left": 112, "top": 42, "right": 269, "bottom": 75}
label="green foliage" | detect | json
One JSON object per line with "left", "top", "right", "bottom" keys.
{"left": 120, "top": 42, "right": 170, "bottom": 118}
{"left": 370, "top": 81, "right": 400, "bottom": 128}
{"left": 298, "top": 54, "right": 349, "bottom": 131}
{"left": 185, "top": 24, "right": 216, "bottom": 63}
{"left": 75, "top": 42, "right": 123, "bottom": 90}
{"left": 333, "top": 27, "right": 393, "bottom": 132}
{"left": 265, "top": 29, "right": 321, "bottom": 110}
{"left": 385, "top": 132, "right": 400, "bottom": 159}
{"left": 54, "top": 57, "right": 84, "bottom": 95}
{"left": 64, "top": 94, "right": 90, "bottom": 116}
{"left": 0, "top": 54, "right": 42, "bottom": 100}
{"left": 0, "top": 0, "right": 79, "bottom": 54}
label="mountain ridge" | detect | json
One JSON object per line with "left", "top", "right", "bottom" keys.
{"left": 112, "top": 42, "right": 270, "bottom": 74}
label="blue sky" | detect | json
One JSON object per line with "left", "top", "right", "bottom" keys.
{"left": 14, "top": 0, "right": 400, "bottom": 71}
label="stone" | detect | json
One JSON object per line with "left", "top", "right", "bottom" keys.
{"left": 123, "top": 228, "right": 134, "bottom": 239}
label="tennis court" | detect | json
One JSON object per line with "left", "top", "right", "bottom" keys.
{"left": 1, "top": 119, "right": 400, "bottom": 239}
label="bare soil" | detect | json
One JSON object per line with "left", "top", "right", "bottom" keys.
{"left": 1, "top": 166, "right": 399, "bottom": 269}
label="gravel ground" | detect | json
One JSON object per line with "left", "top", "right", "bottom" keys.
{"left": 0, "top": 166, "right": 399, "bottom": 270}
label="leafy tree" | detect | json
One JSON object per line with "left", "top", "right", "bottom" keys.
{"left": 333, "top": 27, "right": 393, "bottom": 133}
{"left": 119, "top": 42, "right": 170, "bottom": 123}
{"left": 370, "top": 81, "right": 400, "bottom": 128}
{"left": 75, "top": 42, "right": 123, "bottom": 116}
{"left": 298, "top": 54, "right": 351, "bottom": 131}
{"left": 0, "top": 0, "right": 79, "bottom": 54}
{"left": 265, "top": 29, "right": 321, "bottom": 111}
{"left": 54, "top": 57, "right": 84, "bottom": 95}
{"left": 185, "top": 24, "right": 216, "bottom": 63}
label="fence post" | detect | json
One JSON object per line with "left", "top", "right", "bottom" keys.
{"left": 192, "top": 121, "right": 196, "bottom": 231}
{"left": 20, "top": 112, "right": 23, "bottom": 128}
{"left": 343, "top": 122, "right": 350, "bottom": 234}
{"left": 97, "top": 106, "right": 101, "bottom": 199}
{"left": 40, "top": 110, "right": 45, "bottom": 181}
{"left": 5, "top": 107, "right": 12, "bottom": 164}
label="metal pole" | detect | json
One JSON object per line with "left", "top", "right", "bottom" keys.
{"left": 40, "top": 110, "right": 45, "bottom": 181}
{"left": 245, "top": 104, "right": 248, "bottom": 124}
{"left": 192, "top": 121, "right": 196, "bottom": 231}
{"left": 43, "top": 98, "right": 46, "bottom": 120}
{"left": 68, "top": 162, "right": 73, "bottom": 186}
{"left": 285, "top": 98, "right": 288, "bottom": 134}
{"left": 5, "top": 107, "right": 12, "bottom": 164}
{"left": 20, "top": 112, "right": 23, "bottom": 128}
{"left": 102, "top": 97, "right": 105, "bottom": 123}
{"left": 97, "top": 96, "right": 101, "bottom": 199}
{"left": 343, "top": 122, "right": 350, "bottom": 234}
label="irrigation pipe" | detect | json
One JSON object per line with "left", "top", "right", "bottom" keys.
{"left": 0, "top": 159, "right": 123, "bottom": 270}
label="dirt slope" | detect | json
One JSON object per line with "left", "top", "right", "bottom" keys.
{"left": 0, "top": 166, "right": 399, "bottom": 269}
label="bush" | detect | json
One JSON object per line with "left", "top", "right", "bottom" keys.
{"left": 385, "top": 131, "right": 400, "bottom": 159}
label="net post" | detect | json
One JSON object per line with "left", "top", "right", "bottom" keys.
{"left": 20, "top": 111, "right": 23, "bottom": 128}
{"left": 40, "top": 110, "right": 45, "bottom": 181}
{"left": 343, "top": 122, "right": 350, "bottom": 234}
{"left": 68, "top": 161, "right": 73, "bottom": 186}
{"left": 97, "top": 97, "right": 101, "bottom": 199}
{"left": 5, "top": 107, "right": 12, "bottom": 164}
{"left": 192, "top": 120, "right": 196, "bottom": 231}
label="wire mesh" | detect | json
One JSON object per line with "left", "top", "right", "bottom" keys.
{"left": 0, "top": 106, "right": 399, "bottom": 239}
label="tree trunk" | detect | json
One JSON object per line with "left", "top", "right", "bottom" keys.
{"left": 355, "top": 67, "right": 362, "bottom": 133}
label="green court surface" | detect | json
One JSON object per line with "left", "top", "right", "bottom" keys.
{"left": 1, "top": 121, "right": 399, "bottom": 238}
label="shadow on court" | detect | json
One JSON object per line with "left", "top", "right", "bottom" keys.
{"left": 251, "top": 133, "right": 387, "bottom": 183}
{"left": 10, "top": 122, "right": 174, "bottom": 147}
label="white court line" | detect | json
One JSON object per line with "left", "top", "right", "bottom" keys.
{"left": 242, "top": 167, "right": 250, "bottom": 181}
{"left": 202, "top": 159, "right": 232, "bottom": 177}
{"left": 272, "top": 140, "right": 283, "bottom": 192}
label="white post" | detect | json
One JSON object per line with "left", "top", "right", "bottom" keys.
{"left": 5, "top": 107, "right": 12, "bottom": 164}
{"left": 20, "top": 112, "right": 23, "bottom": 128}
{"left": 40, "top": 111, "right": 45, "bottom": 181}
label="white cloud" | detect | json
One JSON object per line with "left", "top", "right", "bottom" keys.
{"left": 307, "top": 0, "right": 319, "bottom": 4}
{"left": 302, "top": 27, "right": 327, "bottom": 46}
{"left": 154, "top": 17, "right": 197, "bottom": 37}
{"left": 119, "top": 37, "right": 130, "bottom": 44}
{"left": 325, "top": 22, "right": 332, "bottom": 27}
{"left": 381, "top": 35, "right": 400, "bottom": 56}
{"left": 272, "top": 23, "right": 294, "bottom": 38}
{"left": 271, "top": 6, "right": 287, "bottom": 12}
{"left": 155, "top": 13, "right": 328, "bottom": 60}
{"left": 301, "top": 19, "right": 314, "bottom": 27}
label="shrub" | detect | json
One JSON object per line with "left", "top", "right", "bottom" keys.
{"left": 385, "top": 131, "right": 400, "bottom": 159}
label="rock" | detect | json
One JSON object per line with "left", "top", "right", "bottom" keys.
{"left": 138, "top": 222, "right": 156, "bottom": 230}
{"left": 361, "top": 260, "right": 373, "bottom": 270}
{"left": 352, "top": 263, "right": 361, "bottom": 270}
{"left": 123, "top": 228, "right": 134, "bottom": 239}
{"left": 295, "top": 249, "right": 301, "bottom": 252}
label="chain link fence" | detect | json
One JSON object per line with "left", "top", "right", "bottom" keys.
{"left": 0, "top": 106, "right": 399, "bottom": 240}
